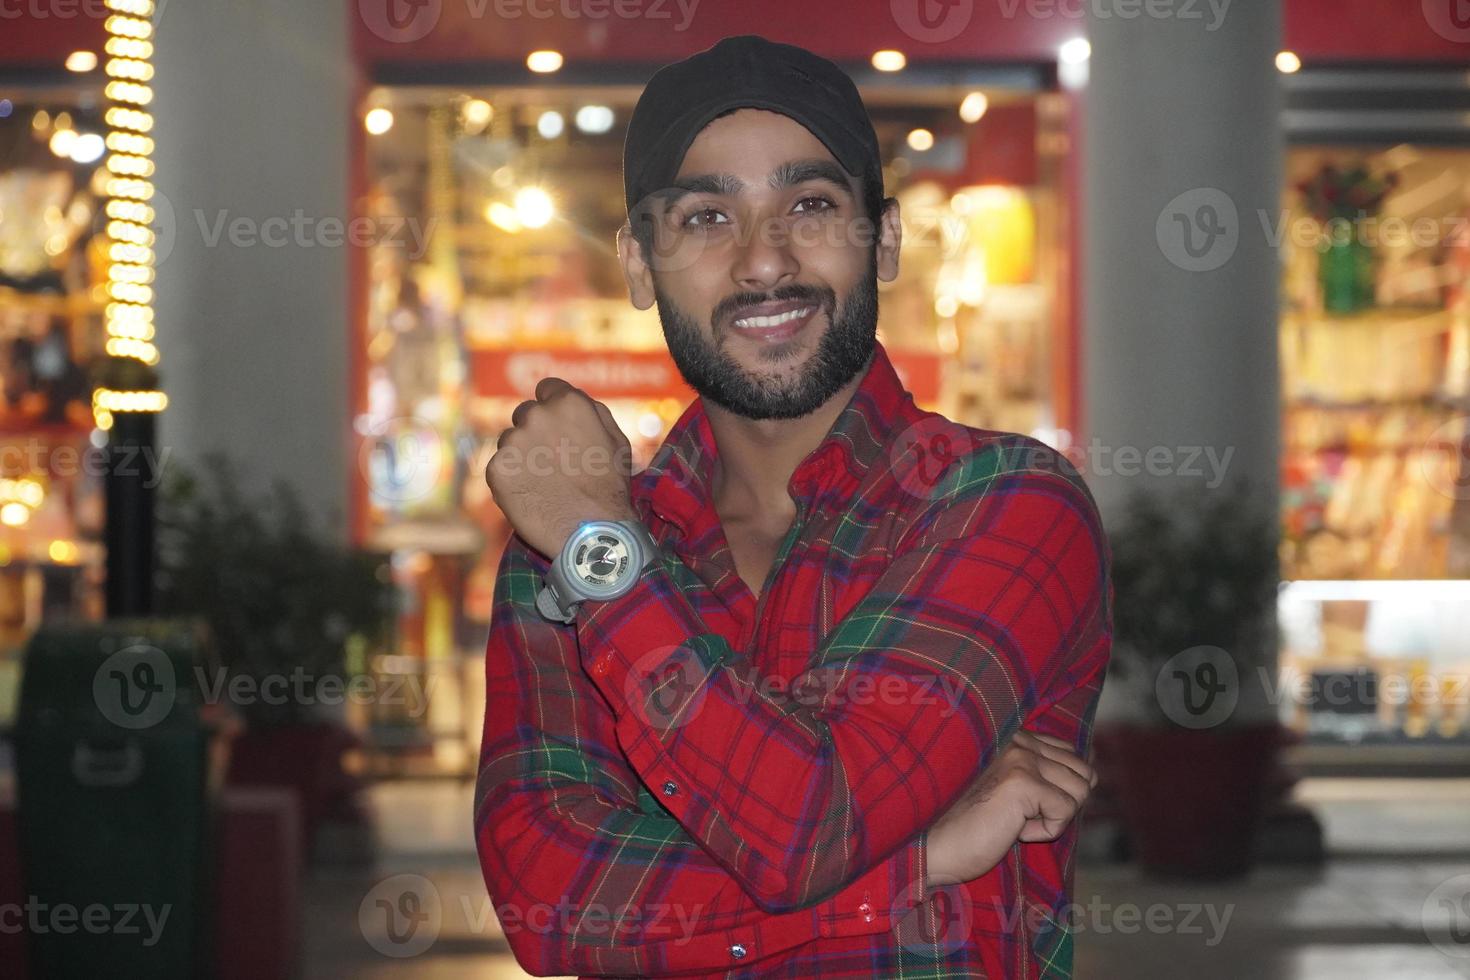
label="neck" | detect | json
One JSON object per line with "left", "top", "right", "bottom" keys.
{"left": 705, "top": 360, "right": 869, "bottom": 523}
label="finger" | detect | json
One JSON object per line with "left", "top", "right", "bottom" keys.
{"left": 1034, "top": 757, "right": 1090, "bottom": 809}
{"left": 592, "top": 400, "right": 629, "bottom": 446}
{"left": 1016, "top": 781, "right": 1079, "bottom": 842}
{"left": 1021, "top": 733, "right": 1094, "bottom": 785}
{"left": 535, "top": 376, "right": 576, "bottom": 401}
{"left": 510, "top": 398, "right": 537, "bottom": 428}
{"left": 1024, "top": 731, "right": 1074, "bottom": 751}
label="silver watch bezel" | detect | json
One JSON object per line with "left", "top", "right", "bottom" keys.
{"left": 537, "top": 520, "right": 658, "bottom": 622}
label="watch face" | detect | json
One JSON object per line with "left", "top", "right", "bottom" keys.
{"left": 570, "top": 529, "right": 634, "bottom": 592}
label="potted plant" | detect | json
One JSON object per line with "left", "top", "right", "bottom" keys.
{"left": 1095, "top": 477, "right": 1288, "bottom": 879}
{"left": 1296, "top": 161, "right": 1398, "bottom": 314}
{"left": 154, "top": 452, "right": 395, "bottom": 862}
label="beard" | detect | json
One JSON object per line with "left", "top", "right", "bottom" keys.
{"left": 653, "top": 252, "right": 879, "bottom": 421}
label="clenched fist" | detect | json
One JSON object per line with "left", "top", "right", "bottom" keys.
{"left": 923, "top": 730, "right": 1097, "bottom": 892}
{"left": 485, "top": 377, "right": 640, "bottom": 560}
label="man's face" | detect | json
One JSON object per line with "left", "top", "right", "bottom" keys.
{"left": 620, "top": 108, "right": 901, "bottom": 420}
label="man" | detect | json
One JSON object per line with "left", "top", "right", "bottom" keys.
{"left": 476, "top": 35, "right": 1112, "bottom": 979}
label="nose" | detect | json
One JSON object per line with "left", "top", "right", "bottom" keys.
{"left": 730, "top": 214, "right": 799, "bottom": 291}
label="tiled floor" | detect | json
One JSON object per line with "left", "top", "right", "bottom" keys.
{"left": 304, "top": 779, "right": 1470, "bottom": 979}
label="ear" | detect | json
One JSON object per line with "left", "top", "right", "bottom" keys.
{"left": 617, "top": 223, "right": 656, "bottom": 311}
{"left": 875, "top": 197, "right": 901, "bottom": 283}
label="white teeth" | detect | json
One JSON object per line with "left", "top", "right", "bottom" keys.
{"left": 733, "top": 306, "right": 814, "bottom": 329}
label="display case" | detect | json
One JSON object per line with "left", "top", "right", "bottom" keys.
{"left": 0, "top": 94, "right": 112, "bottom": 669}
{"left": 1277, "top": 141, "right": 1470, "bottom": 755}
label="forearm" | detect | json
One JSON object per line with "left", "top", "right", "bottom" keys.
{"left": 476, "top": 742, "right": 935, "bottom": 974}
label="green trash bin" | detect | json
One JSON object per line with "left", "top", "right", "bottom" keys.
{"left": 14, "top": 618, "right": 217, "bottom": 978}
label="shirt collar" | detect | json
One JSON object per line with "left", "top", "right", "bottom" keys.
{"left": 636, "top": 340, "right": 917, "bottom": 533}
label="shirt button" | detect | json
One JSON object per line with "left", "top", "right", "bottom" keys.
{"left": 858, "top": 901, "right": 874, "bottom": 923}
{"left": 661, "top": 780, "right": 678, "bottom": 797}
{"left": 729, "top": 943, "right": 747, "bottom": 959}
{"left": 592, "top": 655, "right": 613, "bottom": 677}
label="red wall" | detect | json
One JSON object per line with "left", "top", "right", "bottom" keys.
{"left": 5, "top": 1, "right": 1470, "bottom": 70}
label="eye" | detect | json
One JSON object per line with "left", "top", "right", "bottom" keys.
{"left": 681, "top": 206, "right": 729, "bottom": 228}
{"left": 792, "top": 195, "right": 836, "bottom": 215}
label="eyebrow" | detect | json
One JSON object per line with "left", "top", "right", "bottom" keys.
{"left": 659, "top": 158, "right": 856, "bottom": 210}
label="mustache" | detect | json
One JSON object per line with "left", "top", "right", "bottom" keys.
{"left": 711, "top": 283, "right": 835, "bottom": 327}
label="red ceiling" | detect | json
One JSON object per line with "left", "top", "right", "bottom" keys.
{"left": 2, "top": 0, "right": 1465, "bottom": 72}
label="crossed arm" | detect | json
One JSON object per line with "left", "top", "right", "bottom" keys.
{"left": 473, "top": 443, "right": 1112, "bottom": 977}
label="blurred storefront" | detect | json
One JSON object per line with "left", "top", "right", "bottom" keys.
{"left": 0, "top": 81, "right": 114, "bottom": 721}
{"left": 1276, "top": 68, "right": 1470, "bottom": 768}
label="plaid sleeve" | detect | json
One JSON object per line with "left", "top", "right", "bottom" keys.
{"left": 575, "top": 440, "right": 1112, "bottom": 914}
{"left": 472, "top": 536, "right": 916, "bottom": 977}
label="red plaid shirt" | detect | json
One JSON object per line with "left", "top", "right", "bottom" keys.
{"left": 475, "top": 341, "right": 1113, "bottom": 978}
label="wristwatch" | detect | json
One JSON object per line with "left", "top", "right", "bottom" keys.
{"left": 536, "top": 519, "right": 662, "bottom": 624}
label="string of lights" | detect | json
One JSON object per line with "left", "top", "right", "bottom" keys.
{"left": 94, "top": 0, "right": 166, "bottom": 430}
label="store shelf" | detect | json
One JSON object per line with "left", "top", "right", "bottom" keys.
{"left": 1285, "top": 740, "right": 1470, "bottom": 778}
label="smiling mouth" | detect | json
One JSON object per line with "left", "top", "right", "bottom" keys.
{"left": 731, "top": 306, "right": 816, "bottom": 329}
